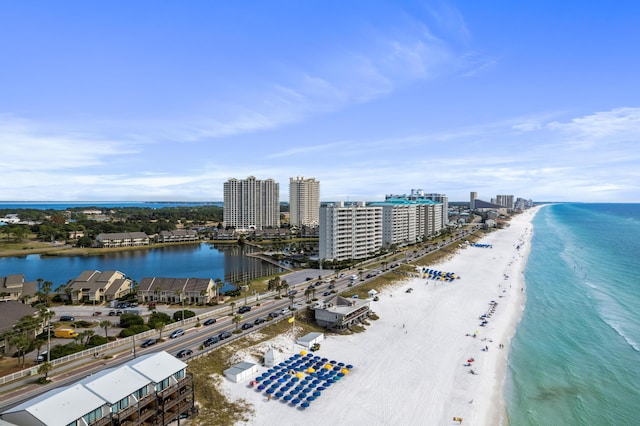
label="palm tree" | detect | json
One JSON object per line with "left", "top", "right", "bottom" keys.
{"left": 230, "top": 301, "right": 236, "bottom": 316}
{"left": 288, "top": 294, "right": 295, "bottom": 309}
{"left": 304, "top": 288, "right": 311, "bottom": 302}
{"left": 37, "top": 362, "right": 53, "bottom": 383}
{"left": 215, "top": 278, "right": 224, "bottom": 300}
{"left": 232, "top": 314, "right": 242, "bottom": 330}
{"left": 10, "top": 334, "right": 29, "bottom": 367}
{"left": 155, "top": 322, "right": 165, "bottom": 340}
{"left": 99, "top": 320, "right": 111, "bottom": 338}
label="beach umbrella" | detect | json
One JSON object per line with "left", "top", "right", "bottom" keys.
{"left": 321, "top": 358, "right": 328, "bottom": 362}
{"left": 301, "top": 402, "right": 310, "bottom": 408}
{"left": 255, "top": 376, "right": 263, "bottom": 382}
{"left": 257, "top": 384, "right": 266, "bottom": 391}
{"left": 313, "top": 391, "right": 321, "bottom": 397}
{"left": 296, "top": 372, "right": 304, "bottom": 379}
{"left": 283, "top": 395, "right": 292, "bottom": 402}
{"left": 261, "top": 372, "right": 269, "bottom": 378}
{"left": 306, "top": 396, "right": 316, "bottom": 402}
{"left": 275, "top": 391, "right": 284, "bottom": 398}
{"left": 338, "top": 362, "right": 345, "bottom": 367}
{"left": 346, "top": 364, "right": 353, "bottom": 369}
{"left": 318, "top": 386, "right": 325, "bottom": 391}
{"left": 292, "top": 398, "right": 300, "bottom": 405}
{"left": 300, "top": 350, "right": 307, "bottom": 356}
{"left": 341, "top": 368, "right": 349, "bottom": 374}
{"left": 266, "top": 388, "right": 275, "bottom": 395}
{"left": 290, "top": 389, "right": 299, "bottom": 395}
{"left": 324, "top": 364, "right": 333, "bottom": 370}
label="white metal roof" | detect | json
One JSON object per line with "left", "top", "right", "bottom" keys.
{"left": 127, "top": 351, "right": 187, "bottom": 383}
{"left": 3, "top": 383, "right": 107, "bottom": 426}
{"left": 297, "top": 332, "right": 324, "bottom": 344}
{"left": 80, "top": 365, "right": 151, "bottom": 404}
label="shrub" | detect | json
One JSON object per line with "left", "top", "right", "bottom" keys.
{"left": 119, "top": 313, "right": 144, "bottom": 328}
{"left": 173, "top": 310, "right": 196, "bottom": 322}
{"left": 147, "top": 312, "right": 173, "bottom": 328}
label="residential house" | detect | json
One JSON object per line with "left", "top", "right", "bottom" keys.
{"left": 95, "top": 232, "right": 150, "bottom": 248}
{"left": 66, "top": 270, "right": 132, "bottom": 303}
{"left": 157, "top": 229, "right": 199, "bottom": 243}
{"left": 137, "top": 277, "right": 215, "bottom": 304}
{"left": 0, "top": 274, "right": 37, "bottom": 303}
{"left": 0, "top": 301, "right": 40, "bottom": 356}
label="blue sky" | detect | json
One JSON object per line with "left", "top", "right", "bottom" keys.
{"left": 1, "top": 1, "right": 639, "bottom": 203}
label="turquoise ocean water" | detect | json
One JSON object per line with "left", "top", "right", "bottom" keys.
{"left": 506, "top": 203, "right": 640, "bottom": 425}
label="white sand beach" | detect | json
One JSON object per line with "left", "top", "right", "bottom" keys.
{"left": 224, "top": 207, "right": 539, "bottom": 426}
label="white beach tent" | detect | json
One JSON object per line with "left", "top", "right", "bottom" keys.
{"left": 224, "top": 362, "right": 258, "bottom": 383}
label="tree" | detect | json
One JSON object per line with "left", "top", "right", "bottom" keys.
{"left": 99, "top": 320, "right": 112, "bottom": 338}
{"left": 230, "top": 301, "right": 236, "bottom": 316}
{"left": 10, "top": 334, "right": 30, "bottom": 367}
{"left": 155, "top": 322, "right": 166, "bottom": 340}
{"left": 232, "top": 314, "right": 242, "bottom": 330}
{"left": 37, "top": 362, "right": 53, "bottom": 383}
{"left": 173, "top": 310, "right": 196, "bottom": 322}
{"left": 288, "top": 294, "right": 295, "bottom": 309}
{"left": 215, "top": 278, "right": 224, "bottom": 300}
{"left": 119, "top": 313, "right": 144, "bottom": 328}
{"left": 147, "top": 312, "right": 172, "bottom": 329}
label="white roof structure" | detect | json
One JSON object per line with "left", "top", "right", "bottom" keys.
{"left": 2, "top": 383, "right": 107, "bottom": 426}
{"left": 80, "top": 365, "right": 150, "bottom": 404}
{"left": 296, "top": 332, "right": 324, "bottom": 347}
{"left": 1, "top": 351, "right": 188, "bottom": 426}
{"left": 224, "top": 362, "right": 258, "bottom": 383}
{"left": 128, "top": 351, "right": 187, "bottom": 383}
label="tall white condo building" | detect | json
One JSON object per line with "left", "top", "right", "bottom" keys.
{"left": 223, "top": 176, "right": 280, "bottom": 231}
{"left": 289, "top": 177, "right": 320, "bottom": 227}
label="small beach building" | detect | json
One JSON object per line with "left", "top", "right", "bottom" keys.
{"left": 296, "top": 332, "right": 324, "bottom": 348}
{"left": 224, "top": 362, "right": 259, "bottom": 383}
{"left": 367, "top": 289, "right": 379, "bottom": 299}
{"left": 264, "top": 348, "right": 281, "bottom": 367}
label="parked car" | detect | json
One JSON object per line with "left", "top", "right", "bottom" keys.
{"left": 141, "top": 338, "right": 157, "bottom": 348}
{"left": 169, "top": 329, "right": 185, "bottom": 339}
{"left": 176, "top": 349, "right": 193, "bottom": 358}
{"left": 59, "top": 315, "right": 75, "bottom": 322}
{"left": 92, "top": 311, "right": 102, "bottom": 316}
{"left": 238, "top": 306, "right": 251, "bottom": 314}
{"left": 323, "top": 291, "right": 331, "bottom": 296}
{"left": 328, "top": 284, "right": 335, "bottom": 289}
{"left": 203, "top": 318, "right": 217, "bottom": 326}
{"left": 241, "top": 323, "right": 254, "bottom": 330}
{"left": 108, "top": 311, "right": 117, "bottom": 316}
{"left": 203, "top": 336, "right": 220, "bottom": 347}
{"left": 254, "top": 317, "right": 266, "bottom": 325}
{"left": 218, "top": 331, "right": 232, "bottom": 340}
{"left": 36, "top": 351, "right": 48, "bottom": 363}
{"left": 268, "top": 312, "right": 279, "bottom": 319}
{"left": 287, "top": 290, "right": 298, "bottom": 296}
{"left": 279, "top": 308, "right": 289, "bottom": 315}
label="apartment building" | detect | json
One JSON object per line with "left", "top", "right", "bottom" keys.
{"left": 0, "top": 351, "right": 194, "bottom": 426}
{"left": 319, "top": 202, "right": 382, "bottom": 261}
{"left": 372, "top": 198, "right": 443, "bottom": 248}
{"left": 495, "top": 194, "right": 515, "bottom": 209}
{"left": 66, "top": 270, "right": 132, "bottom": 303}
{"left": 370, "top": 200, "right": 418, "bottom": 247}
{"left": 289, "top": 176, "right": 320, "bottom": 227}
{"left": 223, "top": 176, "right": 280, "bottom": 231}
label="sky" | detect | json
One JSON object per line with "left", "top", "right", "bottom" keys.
{"left": 1, "top": 1, "right": 639, "bottom": 203}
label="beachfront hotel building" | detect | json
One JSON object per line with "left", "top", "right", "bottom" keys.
{"left": 319, "top": 202, "right": 382, "bottom": 261}
{"left": 0, "top": 351, "right": 195, "bottom": 426}
{"left": 373, "top": 198, "right": 444, "bottom": 248}
{"left": 223, "top": 176, "right": 280, "bottom": 231}
{"left": 289, "top": 176, "right": 320, "bottom": 228}
{"left": 386, "top": 189, "right": 448, "bottom": 228}
{"left": 495, "top": 194, "right": 515, "bottom": 210}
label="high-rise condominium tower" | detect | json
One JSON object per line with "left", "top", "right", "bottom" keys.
{"left": 289, "top": 176, "right": 320, "bottom": 227}
{"left": 223, "top": 176, "right": 280, "bottom": 230}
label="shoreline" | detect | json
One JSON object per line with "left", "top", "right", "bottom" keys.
{"left": 220, "top": 207, "right": 541, "bottom": 425}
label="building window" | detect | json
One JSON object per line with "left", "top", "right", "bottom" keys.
{"left": 82, "top": 406, "right": 103, "bottom": 424}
